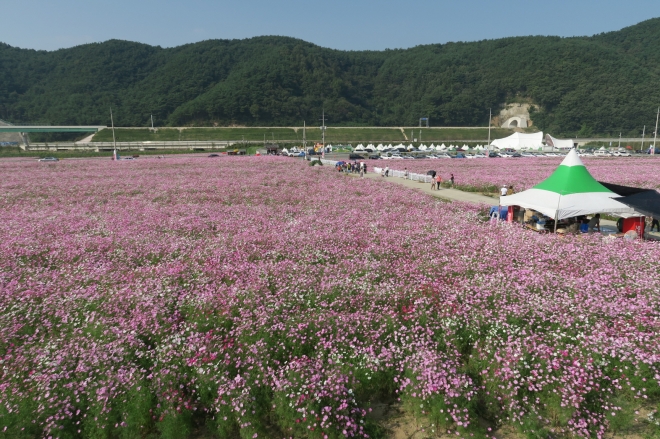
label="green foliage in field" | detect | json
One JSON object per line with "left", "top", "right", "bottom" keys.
{"left": 2, "top": 18, "right": 660, "bottom": 135}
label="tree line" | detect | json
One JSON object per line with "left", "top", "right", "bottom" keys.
{"left": 1, "top": 18, "right": 660, "bottom": 136}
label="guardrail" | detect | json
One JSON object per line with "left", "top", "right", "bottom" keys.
{"left": 23, "top": 141, "right": 239, "bottom": 151}
{"left": 373, "top": 167, "right": 433, "bottom": 183}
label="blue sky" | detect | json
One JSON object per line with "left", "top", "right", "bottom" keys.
{"left": 3, "top": 0, "right": 660, "bottom": 51}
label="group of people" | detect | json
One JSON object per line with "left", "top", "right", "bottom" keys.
{"left": 427, "top": 171, "right": 454, "bottom": 190}
{"left": 337, "top": 161, "right": 367, "bottom": 176}
{"left": 376, "top": 166, "right": 456, "bottom": 190}
{"left": 520, "top": 209, "right": 602, "bottom": 234}
{"left": 500, "top": 185, "right": 514, "bottom": 196}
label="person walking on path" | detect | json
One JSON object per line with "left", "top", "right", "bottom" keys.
{"left": 450, "top": 174, "right": 455, "bottom": 186}
{"left": 500, "top": 185, "right": 508, "bottom": 196}
{"left": 507, "top": 185, "right": 514, "bottom": 196}
{"left": 436, "top": 174, "right": 443, "bottom": 189}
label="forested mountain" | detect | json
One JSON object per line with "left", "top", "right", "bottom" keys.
{"left": 2, "top": 18, "right": 660, "bottom": 136}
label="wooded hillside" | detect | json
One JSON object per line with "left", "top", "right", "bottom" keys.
{"left": 1, "top": 18, "right": 660, "bottom": 136}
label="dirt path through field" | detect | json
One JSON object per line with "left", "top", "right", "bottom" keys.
{"left": 362, "top": 172, "right": 496, "bottom": 204}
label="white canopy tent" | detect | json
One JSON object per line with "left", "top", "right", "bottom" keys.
{"left": 491, "top": 132, "right": 544, "bottom": 151}
{"left": 500, "top": 149, "right": 634, "bottom": 220}
{"left": 545, "top": 134, "right": 574, "bottom": 150}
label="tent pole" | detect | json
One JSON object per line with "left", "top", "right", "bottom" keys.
{"left": 554, "top": 193, "right": 561, "bottom": 233}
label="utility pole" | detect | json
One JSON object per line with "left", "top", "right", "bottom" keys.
{"left": 487, "top": 108, "right": 492, "bottom": 147}
{"left": 653, "top": 107, "right": 659, "bottom": 155}
{"left": 320, "top": 109, "right": 326, "bottom": 159}
{"left": 618, "top": 133, "right": 622, "bottom": 149}
{"left": 641, "top": 125, "right": 646, "bottom": 152}
{"left": 303, "top": 121, "right": 307, "bottom": 152}
{"left": 110, "top": 108, "right": 117, "bottom": 160}
{"left": 151, "top": 114, "right": 154, "bottom": 130}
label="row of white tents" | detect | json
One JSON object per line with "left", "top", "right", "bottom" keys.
{"left": 352, "top": 132, "right": 574, "bottom": 152}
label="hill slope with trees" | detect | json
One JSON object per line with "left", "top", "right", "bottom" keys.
{"left": 1, "top": 18, "right": 660, "bottom": 136}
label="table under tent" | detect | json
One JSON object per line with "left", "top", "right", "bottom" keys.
{"left": 498, "top": 149, "right": 647, "bottom": 236}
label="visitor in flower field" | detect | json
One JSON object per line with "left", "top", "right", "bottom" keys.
{"left": 436, "top": 174, "right": 442, "bottom": 189}
{"left": 588, "top": 213, "right": 601, "bottom": 233}
{"left": 385, "top": 166, "right": 389, "bottom": 177}
{"left": 404, "top": 168, "right": 408, "bottom": 179}
{"left": 506, "top": 185, "right": 514, "bottom": 196}
{"left": 428, "top": 170, "right": 437, "bottom": 190}
{"left": 500, "top": 185, "right": 508, "bottom": 196}
{"left": 450, "top": 173, "right": 455, "bottom": 186}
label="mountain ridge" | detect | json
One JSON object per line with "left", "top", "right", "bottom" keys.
{"left": 1, "top": 18, "right": 660, "bottom": 136}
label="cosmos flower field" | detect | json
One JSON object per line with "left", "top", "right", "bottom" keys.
{"left": 367, "top": 157, "right": 660, "bottom": 192}
{"left": 1, "top": 156, "right": 659, "bottom": 439}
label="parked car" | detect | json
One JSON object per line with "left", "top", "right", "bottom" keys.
{"left": 368, "top": 154, "right": 381, "bottom": 159}
{"left": 436, "top": 153, "right": 452, "bottom": 159}
{"left": 349, "top": 153, "right": 365, "bottom": 160}
{"left": 38, "top": 157, "right": 59, "bottom": 162}
{"left": 488, "top": 152, "right": 501, "bottom": 158}
{"left": 520, "top": 152, "right": 535, "bottom": 157}
{"left": 451, "top": 153, "right": 467, "bottom": 159}
{"left": 208, "top": 153, "right": 220, "bottom": 157}
{"left": 511, "top": 152, "right": 522, "bottom": 158}
{"left": 593, "top": 150, "right": 611, "bottom": 157}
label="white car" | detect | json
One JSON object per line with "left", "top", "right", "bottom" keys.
{"left": 435, "top": 153, "right": 452, "bottom": 159}
{"left": 520, "top": 152, "right": 535, "bottom": 157}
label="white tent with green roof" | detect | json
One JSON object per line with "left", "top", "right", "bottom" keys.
{"left": 499, "top": 149, "right": 634, "bottom": 220}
